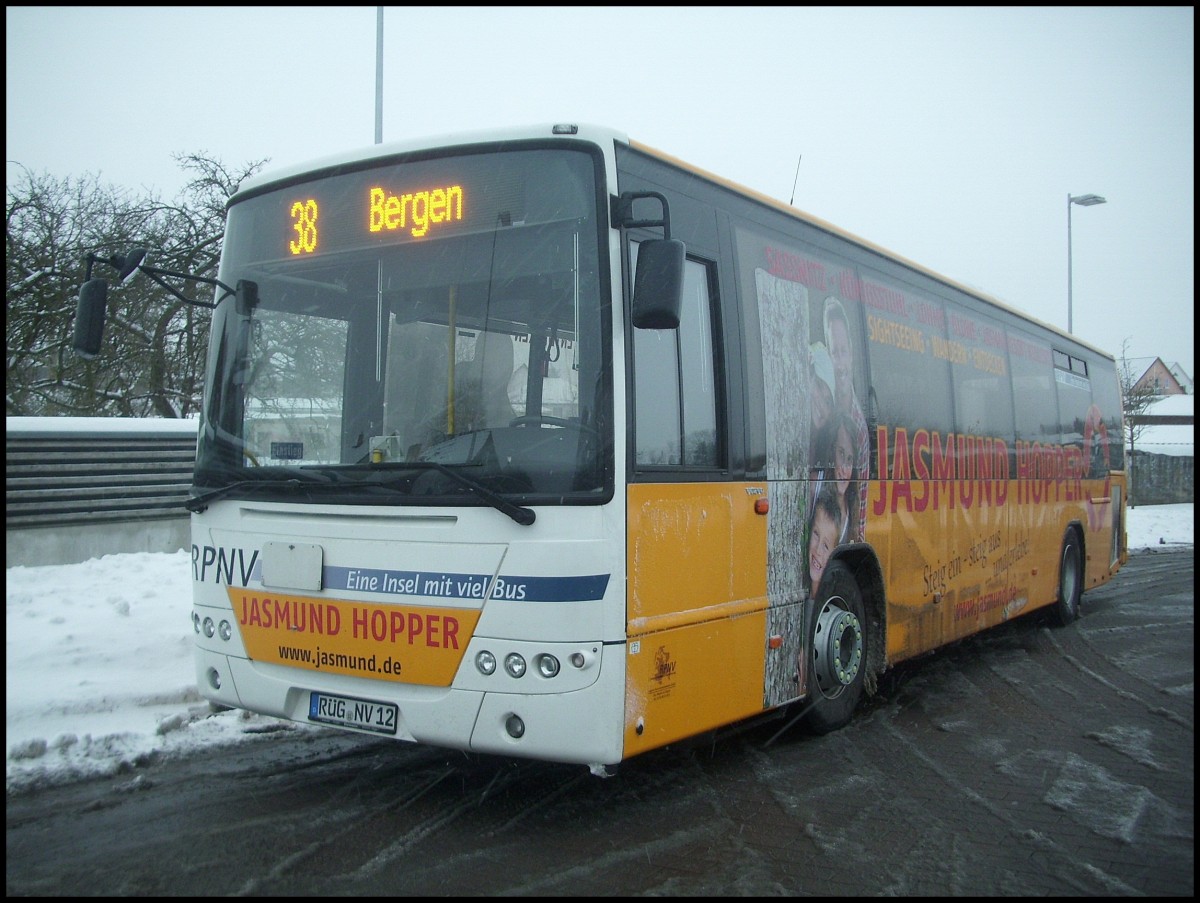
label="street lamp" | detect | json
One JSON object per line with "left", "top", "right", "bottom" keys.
{"left": 1067, "top": 192, "right": 1107, "bottom": 334}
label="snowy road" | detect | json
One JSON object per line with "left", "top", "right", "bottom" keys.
{"left": 6, "top": 547, "right": 1193, "bottom": 896}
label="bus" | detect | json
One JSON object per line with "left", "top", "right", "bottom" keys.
{"left": 73, "top": 123, "right": 1127, "bottom": 775}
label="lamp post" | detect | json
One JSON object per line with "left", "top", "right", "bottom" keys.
{"left": 1067, "top": 192, "right": 1106, "bottom": 334}
{"left": 375, "top": 7, "right": 384, "bottom": 144}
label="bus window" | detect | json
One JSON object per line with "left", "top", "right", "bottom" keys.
{"left": 1009, "top": 330, "right": 1058, "bottom": 447}
{"left": 1055, "top": 348, "right": 1096, "bottom": 456}
{"left": 242, "top": 306, "right": 348, "bottom": 466}
{"left": 947, "top": 307, "right": 1015, "bottom": 457}
{"left": 633, "top": 253, "right": 721, "bottom": 468}
{"left": 863, "top": 278, "right": 955, "bottom": 450}
{"left": 1089, "top": 359, "right": 1124, "bottom": 473}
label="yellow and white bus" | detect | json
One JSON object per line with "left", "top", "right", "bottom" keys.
{"left": 74, "top": 123, "right": 1127, "bottom": 775}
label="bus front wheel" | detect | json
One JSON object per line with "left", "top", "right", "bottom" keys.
{"left": 806, "top": 560, "right": 867, "bottom": 734}
{"left": 1053, "top": 529, "right": 1083, "bottom": 626}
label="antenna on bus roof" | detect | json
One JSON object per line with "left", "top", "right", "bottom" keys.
{"left": 789, "top": 154, "right": 802, "bottom": 206}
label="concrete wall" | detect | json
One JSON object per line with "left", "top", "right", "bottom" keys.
{"left": 1130, "top": 451, "right": 1195, "bottom": 506}
{"left": 6, "top": 416, "right": 198, "bottom": 568}
{"left": 7, "top": 519, "right": 192, "bottom": 569}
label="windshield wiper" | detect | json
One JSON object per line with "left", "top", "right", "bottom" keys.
{"left": 409, "top": 461, "right": 536, "bottom": 526}
{"left": 185, "top": 478, "right": 319, "bottom": 513}
{"left": 344, "top": 460, "right": 536, "bottom": 526}
{"left": 187, "top": 465, "right": 536, "bottom": 526}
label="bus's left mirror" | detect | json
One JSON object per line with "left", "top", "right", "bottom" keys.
{"left": 72, "top": 278, "right": 109, "bottom": 359}
{"left": 632, "top": 238, "right": 685, "bottom": 330}
{"left": 236, "top": 279, "right": 259, "bottom": 316}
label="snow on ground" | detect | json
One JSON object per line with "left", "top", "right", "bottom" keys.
{"left": 6, "top": 503, "right": 1194, "bottom": 793}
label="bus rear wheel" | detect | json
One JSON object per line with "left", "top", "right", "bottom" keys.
{"left": 806, "top": 560, "right": 866, "bottom": 735}
{"left": 1053, "top": 529, "right": 1083, "bottom": 626}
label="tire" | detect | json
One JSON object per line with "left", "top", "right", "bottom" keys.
{"left": 1053, "top": 529, "right": 1083, "bottom": 626}
{"left": 805, "top": 560, "right": 867, "bottom": 735}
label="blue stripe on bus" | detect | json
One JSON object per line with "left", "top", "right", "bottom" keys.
{"left": 320, "top": 566, "right": 609, "bottom": 603}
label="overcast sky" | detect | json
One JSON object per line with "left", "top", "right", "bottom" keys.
{"left": 6, "top": 6, "right": 1194, "bottom": 377}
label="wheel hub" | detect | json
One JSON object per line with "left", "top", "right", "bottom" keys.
{"left": 814, "top": 601, "right": 863, "bottom": 694}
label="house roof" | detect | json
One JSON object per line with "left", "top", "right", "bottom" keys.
{"left": 1129, "top": 356, "right": 1189, "bottom": 395}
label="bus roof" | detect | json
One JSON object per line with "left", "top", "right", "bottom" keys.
{"left": 629, "top": 139, "right": 1115, "bottom": 363}
{"left": 230, "top": 122, "right": 630, "bottom": 200}
{"left": 228, "top": 123, "right": 1113, "bottom": 363}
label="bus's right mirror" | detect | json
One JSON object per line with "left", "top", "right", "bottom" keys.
{"left": 72, "top": 278, "right": 110, "bottom": 359}
{"left": 631, "top": 238, "right": 685, "bottom": 330}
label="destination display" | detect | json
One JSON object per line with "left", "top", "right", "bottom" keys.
{"left": 224, "top": 148, "right": 596, "bottom": 267}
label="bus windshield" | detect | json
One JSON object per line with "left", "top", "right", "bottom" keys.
{"left": 195, "top": 146, "right": 610, "bottom": 508}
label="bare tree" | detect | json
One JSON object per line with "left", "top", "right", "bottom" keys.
{"left": 1117, "top": 339, "right": 1158, "bottom": 452}
{"left": 6, "top": 153, "right": 266, "bottom": 417}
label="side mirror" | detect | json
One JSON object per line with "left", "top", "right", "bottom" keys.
{"left": 631, "top": 238, "right": 685, "bottom": 330}
{"left": 73, "top": 278, "right": 110, "bottom": 359}
{"left": 236, "top": 279, "right": 259, "bottom": 316}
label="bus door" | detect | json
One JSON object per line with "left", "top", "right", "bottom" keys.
{"left": 624, "top": 250, "right": 769, "bottom": 757}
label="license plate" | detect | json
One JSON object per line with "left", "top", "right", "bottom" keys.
{"left": 308, "top": 691, "right": 398, "bottom": 735}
